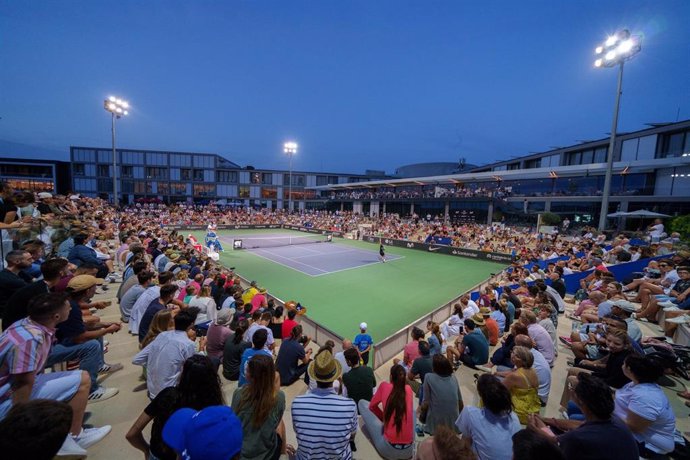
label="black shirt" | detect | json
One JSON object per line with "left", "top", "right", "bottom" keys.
{"left": 144, "top": 387, "right": 182, "bottom": 460}
{"left": 0, "top": 269, "right": 29, "bottom": 317}
{"left": 56, "top": 299, "right": 86, "bottom": 343}
{"left": 551, "top": 278, "right": 567, "bottom": 299}
{"left": 2, "top": 280, "right": 49, "bottom": 330}
{"left": 0, "top": 197, "right": 16, "bottom": 223}
{"left": 222, "top": 333, "right": 250, "bottom": 381}
{"left": 275, "top": 338, "right": 306, "bottom": 384}
{"left": 138, "top": 299, "right": 165, "bottom": 343}
{"left": 591, "top": 349, "right": 632, "bottom": 389}
{"left": 558, "top": 418, "right": 639, "bottom": 460}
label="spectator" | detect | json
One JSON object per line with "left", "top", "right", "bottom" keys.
{"left": 205, "top": 308, "right": 234, "bottom": 363}
{"left": 244, "top": 311, "right": 275, "bottom": 351}
{"left": 455, "top": 374, "right": 521, "bottom": 460}
{"left": 138, "top": 284, "right": 179, "bottom": 344}
{"left": 0, "top": 250, "right": 31, "bottom": 317}
{"left": 222, "top": 320, "right": 250, "bottom": 381}
{"left": 415, "top": 424, "right": 477, "bottom": 460}
{"left": 334, "top": 338, "right": 354, "bottom": 374}
{"left": 528, "top": 372, "right": 639, "bottom": 460}
{"left": 118, "top": 270, "right": 154, "bottom": 324}
{"left": 276, "top": 325, "right": 313, "bottom": 386}
{"left": 419, "top": 354, "right": 463, "bottom": 435}
{"left": 441, "top": 304, "right": 464, "bottom": 341}
{"left": 520, "top": 310, "right": 555, "bottom": 367}
{"left": 188, "top": 285, "right": 217, "bottom": 327}
{"left": 400, "top": 326, "right": 425, "bottom": 372}
{"left": 479, "top": 309, "right": 499, "bottom": 346}
{"left": 489, "top": 300, "right": 507, "bottom": 333}
{"left": 67, "top": 233, "right": 109, "bottom": 278}
{"left": 133, "top": 308, "right": 200, "bottom": 399}
{"left": 407, "top": 340, "right": 433, "bottom": 396}
{"left": 290, "top": 350, "right": 358, "bottom": 459}
{"left": 238, "top": 328, "right": 272, "bottom": 386}
{"left": 140, "top": 309, "right": 174, "bottom": 349}
{"left": 130, "top": 271, "right": 175, "bottom": 335}
{"left": 281, "top": 309, "right": 298, "bottom": 339}
{"left": 426, "top": 320, "right": 444, "bottom": 356}
{"left": 2, "top": 257, "right": 69, "bottom": 330}
{"left": 0, "top": 400, "right": 73, "bottom": 460}
{"left": 162, "top": 406, "right": 243, "bottom": 460}
{"left": 460, "top": 294, "right": 480, "bottom": 319}
{"left": 250, "top": 287, "right": 268, "bottom": 313}
{"left": 0, "top": 293, "right": 111, "bottom": 457}
{"left": 446, "top": 319, "right": 489, "bottom": 369}
{"left": 511, "top": 429, "right": 564, "bottom": 460}
{"left": 513, "top": 334, "right": 551, "bottom": 406}
{"left": 500, "top": 346, "right": 541, "bottom": 424}
{"left": 342, "top": 347, "right": 377, "bottom": 407}
{"left": 126, "top": 355, "right": 225, "bottom": 460}
{"left": 232, "top": 354, "right": 286, "bottom": 460}
{"left": 358, "top": 364, "right": 414, "bottom": 459}
{"left": 353, "top": 322, "right": 373, "bottom": 365}
{"left": 537, "top": 304, "right": 557, "bottom": 351}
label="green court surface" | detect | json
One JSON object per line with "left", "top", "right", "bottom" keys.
{"left": 194, "top": 229, "right": 507, "bottom": 343}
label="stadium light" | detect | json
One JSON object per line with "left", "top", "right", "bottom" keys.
{"left": 103, "top": 96, "right": 130, "bottom": 207}
{"left": 284, "top": 141, "right": 298, "bottom": 212}
{"left": 593, "top": 29, "right": 641, "bottom": 232}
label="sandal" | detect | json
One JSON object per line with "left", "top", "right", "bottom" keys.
{"left": 677, "top": 390, "right": 690, "bottom": 401}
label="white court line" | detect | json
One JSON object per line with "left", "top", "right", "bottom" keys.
{"left": 250, "top": 248, "right": 329, "bottom": 275}
{"left": 291, "top": 248, "right": 364, "bottom": 259}
{"left": 247, "top": 250, "right": 321, "bottom": 277}
{"left": 311, "top": 255, "right": 406, "bottom": 277}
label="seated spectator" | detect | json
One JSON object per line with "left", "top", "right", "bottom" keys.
{"left": 610, "top": 300, "right": 642, "bottom": 343}
{"left": 138, "top": 284, "right": 180, "bottom": 343}
{"left": 342, "top": 347, "right": 377, "bottom": 407}
{"left": 490, "top": 300, "right": 507, "bottom": 332}
{"left": 441, "top": 304, "right": 464, "bottom": 341}
{"left": 140, "top": 309, "right": 174, "bottom": 350}
{"left": 118, "top": 270, "right": 154, "bottom": 323}
{"left": 244, "top": 311, "right": 275, "bottom": 351}
{"left": 133, "top": 308, "right": 200, "bottom": 399}
{"left": 232, "top": 354, "right": 286, "bottom": 459}
{"left": 520, "top": 310, "right": 555, "bottom": 367}
{"left": 67, "top": 233, "right": 109, "bottom": 278}
{"left": 419, "top": 355, "right": 463, "bottom": 435}
{"left": 281, "top": 308, "right": 299, "bottom": 339}
{"left": 399, "top": 326, "right": 425, "bottom": 372}
{"left": 485, "top": 322, "right": 529, "bottom": 372}
{"left": 407, "top": 340, "right": 432, "bottom": 396}
{"left": 238, "top": 328, "right": 272, "bottom": 386}
{"left": 580, "top": 291, "right": 614, "bottom": 324}
{"left": 290, "top": 350, "right": 358, "bottom": 459}
{"left": 205, "top": 308, "right": 234, "bottom": 363}
{"left": 276, "top": 325, "right": 313, "bottom": 386}
{"left": 500, "top": 346, "right": 541, "bottom": 424}
{"left": 446, "top": 319, "right": 489, "bottom": 369}
{"left": 129, "top": 271, "right": 175, "bottom": 335}
{"left": 511, "top": 429, "right": 564, "bottom": 460}
{"left": 0, "top": 250, "right": 31, "bottom": 317}
{"left": 426, "top": 320, "right": 444, "bottom": 355}
{"left": 0, "top": 293, "right": 111, "bottom": 457}
{"left": 0, "top": 400, "right": 73, "bottom": 460}
{"left": 222, "top": 320, "right": 250, "bottom": 381}
{"left": 480, "top": 308, "right": 499, "bottom": 346}
{"left": 528, "top": 372, "right": 639, "bottom": 460}
{"left": 162, "top": 406, "right": 242, "bottom": 460}
{"left": 455, "top": 374, "right": 521, "bottom": 460}
{"left": 614, "top": 355, "right": 676, "bottom": 457}
{"left": 459, "top": 294, "right": 480, "bottom": 319}
{"left": 126, "top": 355, "right": 225, "bottom": 460}
{"left": 188, "top": 285, "right": 217, "bottom": 327}
{"left": 268, "top": 305, "right": 284, "bottom": 340}
{"left": 358, "top": 364, "right": 414, "bottom": 459}
{"left": 2, "top": 257, "right": 69, "bottom": 330}
{"left": 512, "top": 334, "right": 551, "bottom": 406}
{"left": 48, "top": 275, "right": 122, "bottom": 402}
{"left": 635, "top": 266, "right": 690, "bottom": 323}
{"left": 537, "top": 304, "right": 557, "bottom": 351}
{"left": 415, "top": 424, "right": 477, "bottom": 460}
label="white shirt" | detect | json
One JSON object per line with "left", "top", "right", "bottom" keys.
{"left": 650, "top": 223, "right": 665, "bottom": 238}
{"left": 188, "top": 296, "right": 217, "bottom": 325}
{"left": 462, "top": 300, "right": 480, "bottom": 319}
{"left": 243, "top": 323, "right": 274, "bottom": 350}
{"left": 132, "top": 330, "right": 196, "bottom": 399}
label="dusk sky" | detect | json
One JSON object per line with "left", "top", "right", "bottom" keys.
{"left": 1, "top": 1, "right": 689, "bottom": 173}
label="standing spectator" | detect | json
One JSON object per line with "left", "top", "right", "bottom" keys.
{"left": 0, "top": 293, "right": 111, "bottom": 457}
{"left": 2, "top": 257, "right": 69, "bottom": 330}
{"left": 446, "top": 319, "right": 489, "bottom": 369}
{"left": 232, "top": 355, "right": 286, "bottom": 460}
{"left": 276, "top": 325, "right": 313, "bottom": 386}
{"left": 238, "top": 329, "right": 272, "bottom": 386}
{"left": 455, "top": 374, "right": 521, "bottom": 460}
{"left": 419, "top": 355, "right": 463, "bottom": 435}
{"left": 126, "top": 355, "right": 225, "bottom": 460}
{"left": 290, "top": 350, "right": 358, "bottom": 459}
{"left": 133, "top": 308, "right": 199, "bottom": 399}
{"left": 222, "top": 320, "right": 250, "bottom": 382}
{"left": 358, "top": 364, "right": 414, "bottom": 459}
{"left": 353, "top": 322, "right": 373, "bottom": 365}
{"left": 0, "top": 250, "right": 31, "bottom": 317}
{"left": 342, "top": 347, "right": 377, "bottom": 408}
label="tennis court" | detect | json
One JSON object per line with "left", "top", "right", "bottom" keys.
{"left": 219, "top": 232, "right": 403, "bottom": 276}
{"left": 194, "top": 229, "right": 507, "bottom": 343}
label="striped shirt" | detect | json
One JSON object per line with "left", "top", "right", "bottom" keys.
{"left": 0, "top": 318, "right": 54, "bottom": 402}
{"left": 291, "top": 388, "right": 358, "bottom": 460}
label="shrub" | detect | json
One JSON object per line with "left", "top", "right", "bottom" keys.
{"left": 670, "top": 214, "right": 690, "bottom": 240}
{"left": 540, "top": 212, "right": 562, "bottom": 226}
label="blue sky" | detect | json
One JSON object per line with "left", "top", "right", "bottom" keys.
{"left": 1, "top": 1, "right": 689, "bottom": 173}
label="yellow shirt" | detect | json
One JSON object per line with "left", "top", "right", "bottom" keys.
{"left": 241, "top": 287, "right": 259, "bottom": 305}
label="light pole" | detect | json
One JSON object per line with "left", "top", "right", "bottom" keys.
{"left": 284, "top": 141, "right": 298, "bottom": 212}
{"left": 103, "top": 96, "right": 129, "bottom": 207}
{"left": 594, "top": 29, "right": 641, "bottom": 231}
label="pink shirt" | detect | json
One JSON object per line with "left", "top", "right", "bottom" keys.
{"left": 369, "top": 382, "right": 414, "bottom": 445}
{"left": 250, "top": 294, "right": 266, "bottom": 313}
{"left": 205, "top": 323, "right": 233, "bottom": 359}
{"left": 403, "top": 340, "right": 420, "bottom": 366}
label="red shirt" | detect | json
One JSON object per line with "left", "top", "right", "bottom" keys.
{"left": 485, "top": 318, "right": 499, "bottom": 346}
{"left": 368, "top": 382, "right": 414, "bottom": 444}
{"left": 281, "top": 318, "right": 298, "bottom": 339}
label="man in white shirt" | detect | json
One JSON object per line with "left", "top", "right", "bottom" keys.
{"left": 334, "top": 339, "right": 353, "bottom": 375}
{"left": 243, "top": 311, "right": 274, "bottom": 351}
{"left": 460, "top": 294, "right": 479, "bottom": 319}
{"left": 648, "top": 219, "right": 665, "bottom": 243}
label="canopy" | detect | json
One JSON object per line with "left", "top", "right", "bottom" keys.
{"left": 607, "top": 209, "right": 670, "bottom": 218}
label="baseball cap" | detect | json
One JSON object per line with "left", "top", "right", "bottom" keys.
{"left": 163, "top": 406, "right": 242, "bottom": 460}
{"left": 37, "top": 192, "right": 52, "bottom": 199}
{"left": 359, "top": 322, "right": 367, "bottom": 330}
{"left": 67, "top": 275, "right": 104, "bottom": 291}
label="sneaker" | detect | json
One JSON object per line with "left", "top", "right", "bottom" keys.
{"left": 559, "top": 336, "right": 572, "bottom": 346}
{"left": 98, "top": 363, "right": 123, "bottom": 375}
{"left": 664, "top": 306, "right": 681, "bottom": 312}
{"left": 349, "top": 439, "right": 357, "bottom": 452}
{"left": 475, "top": 365, "right": 494, "bottom": 373}
{"left": 666, "top": 315, "right": 690, "bottom": 324}
{"left": 88, "top": 386, "right": 119, "bottom": 403}
{"left": 638, "top": 317, "right": 650, "bottom": 323}
{"left": 415, "top": 425, "right": 425, "bottom": 437}
{"left": 74, "top": 425, "right": 112, "bottom": 449}
{"left": 57, "top": 434, "right": 87, "bottom": 457}
{"left": 660, "top": 301, "right": 678, "bottom": 308}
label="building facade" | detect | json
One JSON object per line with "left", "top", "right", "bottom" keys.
{"left": 69, "top": 146, "right": 382, "bottom": 209}
{"left": 314, "top": 120, "right": 690, "bottom": 226}
{"left": 0, "top": 158, "right": 70, "bottom": 195}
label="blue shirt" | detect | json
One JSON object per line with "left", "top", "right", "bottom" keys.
{"left": 456, "top": 406, "right": 521, "bottom": 460}
{"left": 353, "top": 333, "right": 372, "bottom": 353}
{"left": 238, "top": 347, "right": 272, "bottom": 386}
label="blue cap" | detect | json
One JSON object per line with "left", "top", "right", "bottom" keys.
{"left": 163, "top": 406, "right": 243, "bottom": 460}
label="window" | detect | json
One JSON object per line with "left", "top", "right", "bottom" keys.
{"left": 73, "top": 164, "right": 85, "bottom": 176}
{"left": 637, "top": 135, "right": 658, "bottom": 160}
{"left": 581, "top": 150, "right": 593, "bottom": 164}
{"left": 146, "top": 152, "right": 168, "bottom": 165}
{"left": 239, "top": 186, "right": 250, "bottom": 198}
{"left": 97, "top": 165, "right": 110, "bottom": 177}
{"left": 121, "top": 165, "right": 133, "bottom": 178}
{"left": 97, "top": 179, "right": 113, "bottom": 192}
{"left": 262, "top": 173, "right": 272, "bottom": 184}
{"left": 193, "top": 155, "right": 214, "bottom": 168}
{"left": 72, "top": 149, "right": 95, "bottom": 162}
{"left": 217, "top": 185, "right": 237, "bottom": 196}
{"left": 193, "top": 169, "right": 204, "bottom": 181}
{"left": 216, "top": 171, "right": 238, "bottom": 183}
{"left": 524, "top": 158, "right": 541, "bottom": 169}
{"left": 507, "top": 163, "right": 521, "bottom": 170}
{"left": 251, "top": 172, "right": 261, "bottom": 184}
{"left": 74, "top": 178, "right": 97, "bottom": 191}
{"left": 261, "top": 187, "right": 278, "bottom": 199}
{"left": 97, "top": 150, "right": 112, "bottom": 163}
{"left": 181, "top": 169, "right": 192, "bottom": 181}
{"left": 282, "top": 174, "right": 305, "bottom": 186}
{"left": 170, "top": 183, "right": 187, "bottom": 195}
{"left": 566, "top": 151, "right": 581, "bottom": 166}
{"left": 134, "top": 182, "right": 148, "bottom": 194}
{"left": 316, "top": 175, "right": 328, "bottom": 186}
{"left": 193, "top": 184, "right": 215, "bottom": 197}
{"left": 146, "top": 167, "right": 168, "bottom": 180}
{"left": 121, "top": 151, "right": 144, "bottom": 164}
{"left": 659, "top": 131, "right": 687, "bottom": 158}
{"left": 593, "top": 147, "right": 607, "bottom": 163}
{"left": 169, "top": 154, "right": 191, "bottom": 167}
{"left": 121, "top": 181, "right": 133, "bottom": 193}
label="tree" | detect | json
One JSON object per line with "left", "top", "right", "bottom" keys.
{"left": 670, "top": 214, "right": 690, "bottom": 240}
{"left": 540, "top": 212, "right": 562, "bottom": 226}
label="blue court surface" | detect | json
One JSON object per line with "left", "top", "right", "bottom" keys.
{"left": 219, "top": 233, "right": 403, "bottom": 276}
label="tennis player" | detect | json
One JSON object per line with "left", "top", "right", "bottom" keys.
{"left": 379, "top": 240, "right": 386, "bottom": 263}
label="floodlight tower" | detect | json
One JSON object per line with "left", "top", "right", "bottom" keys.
{"left": 103, "top": 96, "right": 130, "bottom": 207}
{"left": 594, "top": 30, "right": 641, "bottom": 231}
{"left": 284, "top": 141, "right": 298, "bottom": 211}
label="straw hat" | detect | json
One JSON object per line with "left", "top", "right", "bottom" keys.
{"left": 471, "top": 313, "right": 486, "bottom": 326}
{"left": 307, "top": 350, "right": 342, "bottom": 383}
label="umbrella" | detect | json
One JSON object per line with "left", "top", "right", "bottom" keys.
{"left": 607, "top": 211, "right": 630, "bottom": 218}
{"left": 626, "top": 209, "right": 671, "bottom": 218}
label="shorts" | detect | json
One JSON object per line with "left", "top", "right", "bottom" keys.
{"left": 0, "top": 370, "right": 82, "bottom": 420}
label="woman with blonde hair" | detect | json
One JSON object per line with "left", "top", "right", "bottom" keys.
{"left": 140, "top": 309, "right": 174, "bottom": 349}
{"left": 499, "top": 346, "right": 541, "bottom": 424}
{"left": 426, "top": 320, "right": 444, "bottom": 356}
{"left": 231, "top": 354, "right": 286, "bottom": 459}
{"left": 188, "top": 284, "right": 217, "bottom": 327}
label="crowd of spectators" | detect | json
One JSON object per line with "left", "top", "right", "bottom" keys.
{"left": 328, "top": 185, "right": 505, "bottom": 201}
{"left": 0, "top": 184, "right": 687, "bottom": 459}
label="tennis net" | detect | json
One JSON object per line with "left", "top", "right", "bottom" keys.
{"left": 234, "top": 234, "right": 332, "bottom": 249}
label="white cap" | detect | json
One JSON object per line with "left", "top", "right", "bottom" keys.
{"left": 37, "top": 192, "right": 52, "bottom": 199}
{"left": 359, "top": 322, "right": 367, "bottom": 330}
